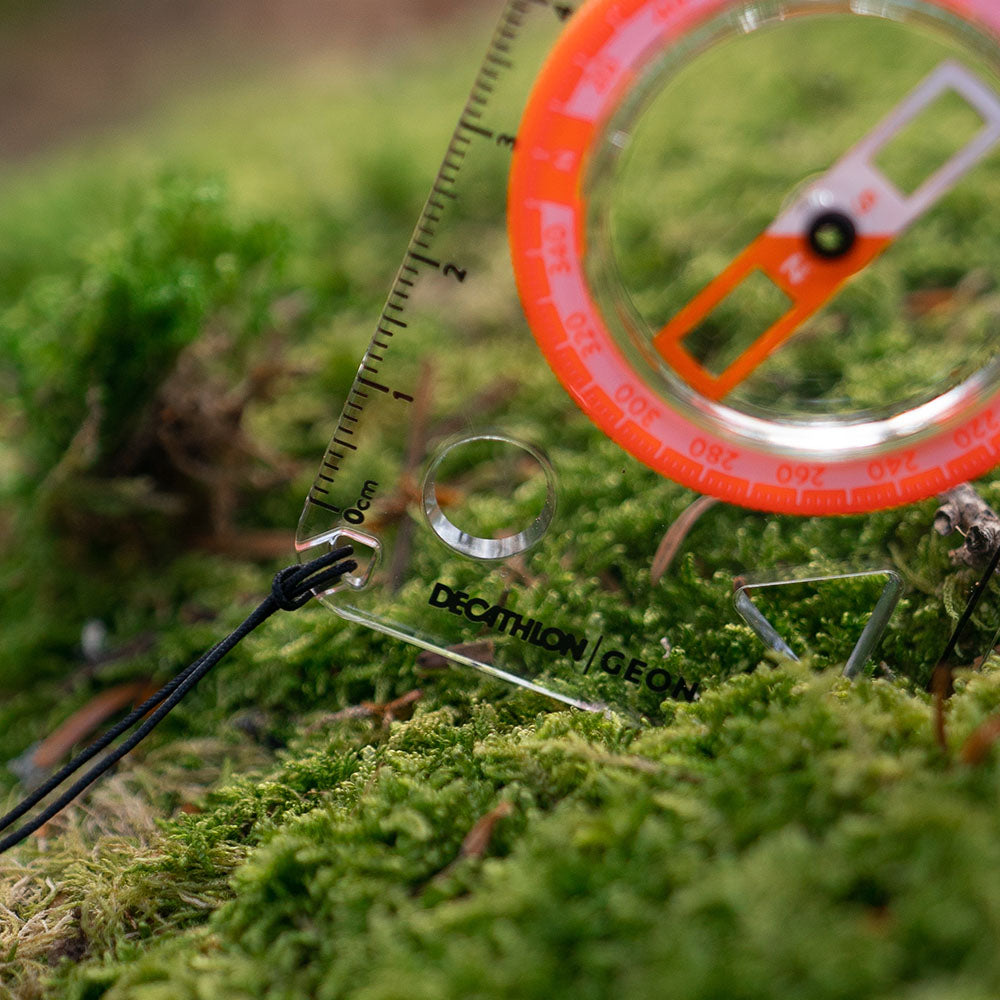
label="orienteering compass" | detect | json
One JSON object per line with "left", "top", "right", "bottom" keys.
{"left": 297, "top": 0, "right": 1000, "bottom": 710}
{"left": 509, "top": 0, "right": 1000, "bottom": 513}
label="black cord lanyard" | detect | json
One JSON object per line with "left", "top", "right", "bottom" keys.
{"left": 0, "top": 546, "right": 355, "bottom": 856}
{"left": 936, "top": 539, "right": 1000, "bottom": 673}
{"left": 8, "top": 534, "right": 991, "bottom": 855}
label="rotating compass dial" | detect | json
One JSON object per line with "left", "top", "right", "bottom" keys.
{"left": 509, "top": 0, "right": 1000, "bottom": 514}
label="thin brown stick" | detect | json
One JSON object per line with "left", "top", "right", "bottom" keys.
{"left": 8, "top": 680, "right": 158, "bottom": 788}
{"left": 34, "top": 681, "right": 159, "bottom": 770}
{"left": 416, "top": 641, "right": 495, "bottom": 672}
{"left": 302, "top": 689, "right": 423, "bottom": 732}
{"left": 930, "top": 663, "right": 953, "bottom": 753}
{"left": 459, "top": 801, "right": 515, "bottom": 859}
{"left": 651, "top": 495, "right": 719, "bottom": 583}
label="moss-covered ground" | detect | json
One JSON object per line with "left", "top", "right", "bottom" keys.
{"left": 4, "top": 6, "right": 1000, "bottom": 998}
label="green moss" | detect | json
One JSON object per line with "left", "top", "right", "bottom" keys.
{"left": 1, "top": 173, "right": 286, "bottom": 474}
{"left": 24, "top": 663, "right": 998, "bottom": 999}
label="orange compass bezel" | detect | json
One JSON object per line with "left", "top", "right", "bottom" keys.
{"left": 508, "top": 0, "right": 1000, "bottom": 514}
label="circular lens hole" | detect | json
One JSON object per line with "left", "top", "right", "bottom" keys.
{"left": 422, "top": 434, "right": 556, "bottom": 560}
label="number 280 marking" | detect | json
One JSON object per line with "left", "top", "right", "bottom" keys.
{"left": 691, "top": 438, "right": 738, "bottom": 471}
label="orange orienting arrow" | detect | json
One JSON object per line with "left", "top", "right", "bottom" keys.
{"left": 653, "top": 230, "right": 892, "bottom": 400}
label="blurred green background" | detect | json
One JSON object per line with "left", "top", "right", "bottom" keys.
{"left": 5, "top": 3, "right": 1000, "bottom": 998}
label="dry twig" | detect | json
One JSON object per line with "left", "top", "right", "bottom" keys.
{"left": 8, "top": 680, "right": 158, "bottom": 789}
{"left": 416, "top": 641, "right": 495, "bottom": 672}
{"left": 934, "top": 483, "right": 1000, "bottom": 568}
{"left": 930, "top": 663, "right": 953, "bottom": 753}
{"left": 303, "top": 690, "right": 423, "bottom": 732}
{"left": 651, "top": 495, "right": 719, "bottom": 583}
{"left": 459, "top": 801, "right": 515, "bottom": 859}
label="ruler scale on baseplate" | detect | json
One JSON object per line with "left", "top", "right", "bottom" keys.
{"left": 300, "top": 0, "right": 556, "bottom": 553}
{"left": 301, "top": 6, "right": 527, "bottom": 524}
{"left": 297, "top": 0, "right": 605, "bottom": 710}
{"left": 299, "top": 0, "right": 1000, "bottom": 714}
